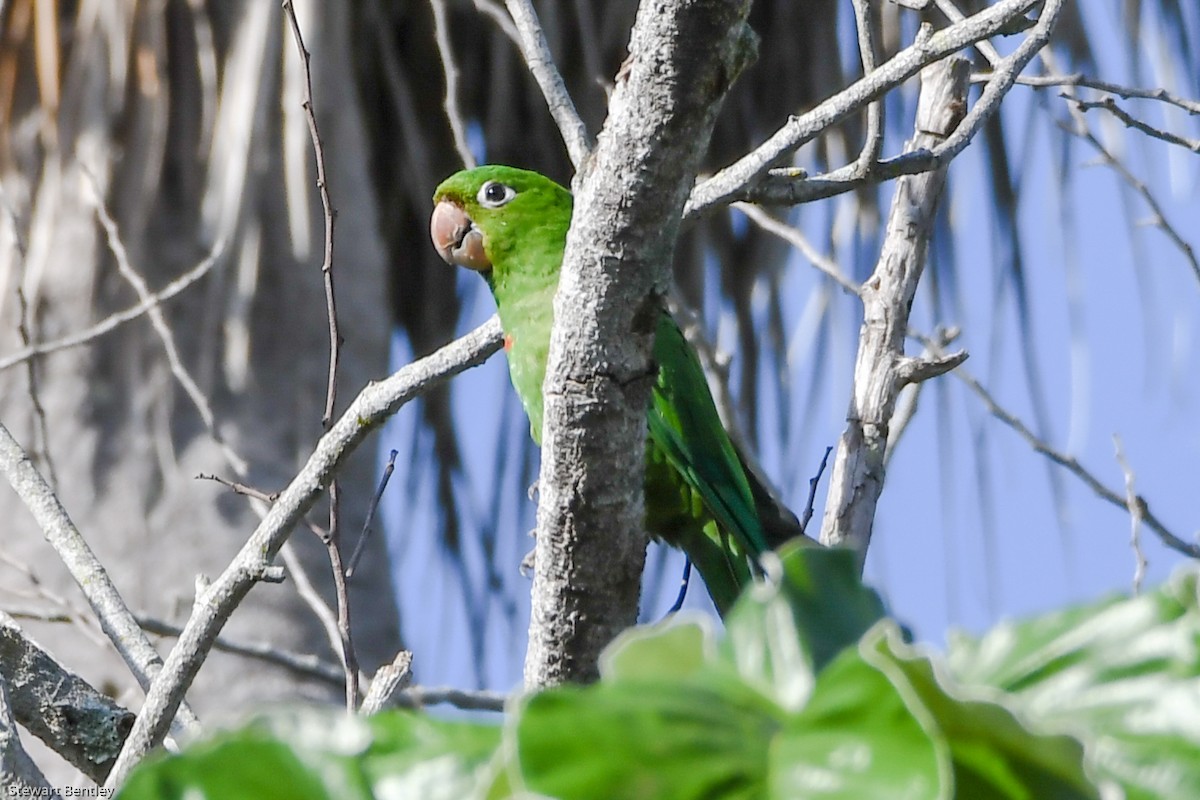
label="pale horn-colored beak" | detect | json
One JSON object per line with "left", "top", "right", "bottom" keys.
{"left": 430, "top": 200, "right": 490, "bottom": 271}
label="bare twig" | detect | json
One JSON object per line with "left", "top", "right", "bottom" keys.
{"left": 1071, "top": 95, "right": 1200, "bottom": 154}
{"left": 503, "top": 0, "right": 592, "bottom": 168}
{"left": 1112, "top": 435, "right": 1148, "bottom": 594}
{"left": 360, "top": 650, "right": 413, "bottom": 715}
{"left": 912, "top": 330, "right": 1199, "bottom": 561}
{"left": 137, "top": 614, "right": 345, "bottom": 685}
{"left": 1039, "top": 51, "right": 1200, "bottom": 288}
{"left": 282, "top": 0, "right": 340, "bottom": 432}
{"left": 282, "top": 0, "right": 358, "bottom": 711}
{"left": 733, "top": 204, "right": 861, "bottom": 296}
{"left": 820, "top": 58, "right": 971, "bottom": 560}
{"left": 850, "top": 0, "right": 884, "bottom": 173}
{"left": 394, "top": 684, "right": 507, "bottom": 712}
{"left": 84, "top": 171, "right": 250, "bottom": 477}
{"left": 430, "top": 0, "right": 476, "bottom": 167}
{"left": 278, "top": 542, "right": 352, "bottom": 684}
{"left": 0, "top": 192, "right": 58, "bottom": 488}
{"left": 993, "top": 72, "right": 1200, "bottom": 116}
{"left": 347, "top": 448, "right": 398, "bottom": 578}
{"left": 196, "top": 473, "right": 279, "bottom": 503}
{"left": 0, "top": 423, "right": 200, "bottom": 735}
{"left": 105, "top": 315, "right": 503, "bottom": 786}
{"left": 471, "top": 0, "right": 521, "bottom": 45}
{"left": 933, "top": 0, "right": 1003, "bottom": 66}
{"left": 0, "top": 245, "right": 222, "bottom": 373}
{"left": 686, "top": 0, "right": 1047, "bottom": 215}
{"left": 801, "top": 447, "right": 833, "bottom": 534}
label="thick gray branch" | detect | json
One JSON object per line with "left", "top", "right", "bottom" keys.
{"left": 105, "top": 317, "right": 502, "bottom": 786}
{"left": 0, "top": 673, "right": 52, "bottom": 795}
{"left": 818, "top": 58, "right": 969, "bottom": 559}
{"left": 0, "top": 612, "right": 134, "bottom": 783}
{"left": 0, "top": 423, "right": 200, "bottom": 734}
{"left": 525, "top": 0, "right": 756, "bottom": 688}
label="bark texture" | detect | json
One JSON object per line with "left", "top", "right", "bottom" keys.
{"left": 819, "top": 57, "right": 971, "bottom": 559}
{"left": 525, "top": 0, "right": 757, "bottom": 688}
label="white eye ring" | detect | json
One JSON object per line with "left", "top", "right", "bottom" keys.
{"left": 477, "top": 181, "right": 517, "bottom": 208}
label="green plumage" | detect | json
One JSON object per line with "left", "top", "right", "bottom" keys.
{"left": 432, "top": 165, "right": 800, "bottom": 614}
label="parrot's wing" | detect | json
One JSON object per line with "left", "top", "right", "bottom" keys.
{"left": 647, "top": 312, "right": 771, "bottom": 568}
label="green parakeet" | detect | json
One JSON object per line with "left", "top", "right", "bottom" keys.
{"left": 431, "top": 165, "right": 802, "bottom": 614}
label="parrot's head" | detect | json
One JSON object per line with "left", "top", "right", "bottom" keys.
{"left": 430, "top": 165, "right": 572, "bottom": 277}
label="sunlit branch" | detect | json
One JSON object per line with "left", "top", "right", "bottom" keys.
{"left": 105, "top": 315, "right": 503, "bottom": 787}
{"left": 686, "top": 0, "right": 1045, "bottom": 216}
{"left": 503, "top": 0, "right": 592, "bottom": 168}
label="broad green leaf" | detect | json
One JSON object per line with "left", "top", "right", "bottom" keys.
{"left": 865, "top": 623, "right": 1098, "bottom": 800}
{"left": 117, "top": 727, "right": 332, "bottom": 800}
{"left": 946, "top": 568, "right": 1200, "bottom": 799}
{"left": 723, "top": 543, "right": 887, "bottom": 710}
{"left": 601, "top": 613, "right": 716, "bottom": 681}
{"left": 118, "top": 708, "right": 502, "bottom": 800}
{"left": 516, "top": 677, "right": 784, "bottom": 800}
{"left": 770, "top": 646, "right": 946, "bottom": 800}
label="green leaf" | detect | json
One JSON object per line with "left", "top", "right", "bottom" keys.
{"left": 117, "top": 726, "right": 332, "bottom": 800}
{"left": 516, "top": 674, "right": 784, "bottom": 799}
{"left": 946, "top": 568, "right": 1200, "bottom": 799}
{"left": 601, "top": 613, "right": 717, "bottom": 681}
{"left": 723, "top": 543, "right": 887, "bottom": 710}
{"left": 866, "top": 623, "right": 1098, "bottom": 800}
{"left": 770, "top": 646, "right": 946, "bottom": 800}
{"left": 118, "top": 708, "right": 503, "bottom": 800}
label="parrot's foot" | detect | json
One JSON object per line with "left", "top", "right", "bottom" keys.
{"left": 527, "top": 479, "right": 538, "bottom": 500}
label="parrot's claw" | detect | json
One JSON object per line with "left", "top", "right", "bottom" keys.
{"left": 527, "top": 479, "right": 538, "bottom": 500}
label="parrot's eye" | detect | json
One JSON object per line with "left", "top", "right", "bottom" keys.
{"left": 478, "top": 181, "right": 516, "bottom": 208}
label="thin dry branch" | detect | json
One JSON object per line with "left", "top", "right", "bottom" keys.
{"left": 1038, "top": 50, "right": 1200, "bottom": 287}
{"left": 431, "top": 0, "right": 476, "bottom": 167}
{"left": 503, "top": 0, "right": 592, "bottom": 168}
{"left": 105, "top": 315, "right": 503, "bottom": 787}
{"left": 686, "top": 0, "right": 1046, "bottom": 215}
{"left": 0, "top": 422, "right": 200, "bottom": 735}
{"left": 1072, "top": 95, "right": 1200, "bottom": 154}
{"left": 912, "top": 330, "right": 1199, "bottom": 561}
{"left": 998, "top": 72, "right": 1200, "bottom": 116}
{"left": 819, "top": 57, "right": 970, "bottom": 559}
{"left": 0, "top": 245, "right": 222, "bottom": 372}
{"left": 1112, "top": 435, "right": 1148, "bottom": 594}
{"left": 282, "top": 0, "right": 358, "bottom": 709}
{"left": 85, "top": 172, "right": 249, "bottom": 476}
{"left": 701, "top": 0, "right": 1066, "bottom": 210}
{"left": 850, "top": 0, "right": 884, "bottom": 172}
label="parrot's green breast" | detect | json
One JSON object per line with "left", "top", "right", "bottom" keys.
{"left": 433, "top": 165, "right": 800, "bottom": 615}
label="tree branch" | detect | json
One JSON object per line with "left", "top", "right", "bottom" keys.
{"left": 525, "top": 0, "right": 757, "bottom": 688}
{"left": 819, "top": 57, "right": 970, "bottom": 560}
{"left": 0, "top": 423, "right": 201, "bottom": 735}
{"left": 0, "top": 611, "right": 134, "bottom": 783}
{"left": 0, "top": 672, "right": 52, "bottom": 795}
{"left": 685, "top": 0, "right": 1043, "bottom": 216}
{"left": 105, "top": 316, "right": 502, "bottom": 786}
{"left": 503, "top": 0, "right": 592, "bottom": 168}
